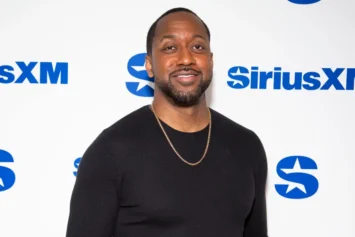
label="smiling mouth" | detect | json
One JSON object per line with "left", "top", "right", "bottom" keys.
{"left": 172, "top": 74, "right": 201, "bottom": 85}
{"left": 170, "top": 69, "right": 201, "bottom": 84}
{"left": 176, "top": 74, "right": 198, "bottom": 78}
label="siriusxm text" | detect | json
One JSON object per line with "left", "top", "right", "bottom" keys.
{"left": 228, "top": 66, "right": 355, "bottom": 90}
{"left": 0, "top": 62, "right": 68, "bottom": 84}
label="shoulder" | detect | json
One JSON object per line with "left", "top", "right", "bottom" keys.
{"left": 103, "top": 105, "right": 152, "bottom": 140}
{"left": 77, "top": 105, "right": 154, "bottom": 177}
{"left": 210, "top": 108, "right": 267, "bottom": 170}
{"left": 210, "top": 108, "right": 261, "bottom": 144}
{"left": 82, "top": 105, "right": 153, "bottom": 160}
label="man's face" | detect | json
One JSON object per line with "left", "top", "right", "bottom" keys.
{"left": 146, "top": 12, "right": 213, "bottom": 107}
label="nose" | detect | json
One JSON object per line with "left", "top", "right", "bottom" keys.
{"left": 176, "top": 47, "right": 196, "bottom": 66}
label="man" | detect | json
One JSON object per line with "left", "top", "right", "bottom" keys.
{"left": 66, "top": 7, "right": 268, "bottom": 237}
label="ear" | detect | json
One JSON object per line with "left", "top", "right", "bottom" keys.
{"left": 210, "top": 52, "right": 214, "bottom": 67}
{"left": 145, "top": 54, "right": 154, "bottom": 78}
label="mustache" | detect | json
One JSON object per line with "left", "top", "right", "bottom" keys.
{"left": 169, "top": 67, "right": 201, "bottom": 76}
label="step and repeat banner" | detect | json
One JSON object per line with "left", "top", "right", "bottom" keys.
{"left": 1, "top": 0, "right": 354, "bottom": 237}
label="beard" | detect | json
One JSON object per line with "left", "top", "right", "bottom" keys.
{"left": 154, "top": 73, "right": 212, "bottom": 107}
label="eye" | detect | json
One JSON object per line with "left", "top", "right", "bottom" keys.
{"left": 192, "top": 44, "right": 205, "bottom": 51}
{"left": 163, "top": 45, "right": 177, "bottom": 52}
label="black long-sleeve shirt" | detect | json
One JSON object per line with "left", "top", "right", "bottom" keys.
{"left": 66, "top": 105, "right": 268, "bottom": 237}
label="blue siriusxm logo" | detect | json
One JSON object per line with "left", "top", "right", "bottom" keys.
{"left": 227, "top": 66, "right": 355, "bottom": 90}
{"left": 0, "top": 62, "right": 68, "bottom": 84}
{"left": 288, "top": 0, "right": 320, "bottom": 4}
{"left": 0, "top": 149, "right": 16, "bottom": 192}
{"left": 73, "top": 157, "right": 81, "bottom": 177}
{"left": 275, "top": 156, "right": 318, "bottom": 199}
{"left": 126, "top": 53, "right": 154, "bottom": 97}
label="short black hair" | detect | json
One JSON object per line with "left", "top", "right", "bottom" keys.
{"left": 146, "top": 7, "right": 211, "bottom": 56}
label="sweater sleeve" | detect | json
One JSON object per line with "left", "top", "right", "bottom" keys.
{"left": 243, "top": 132, "right": 269, "bottom": 237}
{"left": 66, "top": 130, "right": 123, "bottom": 237}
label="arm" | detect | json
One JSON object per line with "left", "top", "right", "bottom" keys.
{"left": 244, "top": 133, "right": 268, "bottom": 237}
{"left": 66, "top": 130, "right": 123, "bottom": 237}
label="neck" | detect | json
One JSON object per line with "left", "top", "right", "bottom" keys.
{"left": 151, "top": 94, "right": 210, "bottom": 133}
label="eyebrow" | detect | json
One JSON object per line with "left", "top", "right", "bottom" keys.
{"left": 159, "top": 34, "right": 206, "bottom": 42}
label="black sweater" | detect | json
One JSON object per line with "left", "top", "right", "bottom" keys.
{"left": 66, "top": 105, "right": 268, "bottom": 237}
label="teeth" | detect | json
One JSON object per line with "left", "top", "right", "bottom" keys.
{"left": 177, "top": 75, "right": 194, "bottom": 78}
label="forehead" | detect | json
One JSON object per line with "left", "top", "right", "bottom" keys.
{"left": 154, "top": 12, "right": 208, "bottom": 39}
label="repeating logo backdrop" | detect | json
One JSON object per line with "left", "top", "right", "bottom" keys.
{"left": 0, "top": 150, "right": 16, "bottom": 192}
{"left": 1, "top": 1, "right": 354, "bottom": 237}
{"left": 126, "top": 53, "right": 155, "bottom": 97}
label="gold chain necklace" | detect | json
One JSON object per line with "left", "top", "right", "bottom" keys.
{"left": 149, "top": 104, "right": 212, "bottom": 166}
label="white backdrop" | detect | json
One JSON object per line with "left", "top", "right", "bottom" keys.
{"left": 1, "top": 0, "right": 354, "bottom": 237}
